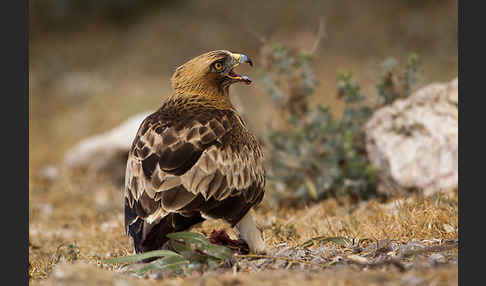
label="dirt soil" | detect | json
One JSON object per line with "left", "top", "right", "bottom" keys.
{"left": 29, "top": 1, "right": 458, "bottom": 285}
{"left": 29, "top": 166, "right": 458, "bottom": 285}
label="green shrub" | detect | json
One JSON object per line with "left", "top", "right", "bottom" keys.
{"left": 258, "top": 43, "right": 420, "bottom": 206}
{"left": 376, "top": 53, "right": 420, "bottom": 106}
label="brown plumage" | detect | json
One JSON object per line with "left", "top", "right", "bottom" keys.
{"left": 124, "top": 50, "right": 266, "bottom": 254}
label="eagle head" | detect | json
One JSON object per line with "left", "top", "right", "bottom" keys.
{"left": 170, "top": 50, "right": 253, "bottom": 96}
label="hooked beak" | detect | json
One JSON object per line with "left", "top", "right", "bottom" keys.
{"left": 231, "top": 53, "right": 253, "bottom": 67}
{"left": 226, "top": 53, "right": 253, "bottom": 85}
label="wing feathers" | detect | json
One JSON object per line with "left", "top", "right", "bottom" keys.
{"left": 125, "top": 108, "right": 265, "bottom": 231}
{"left": 142, "top": 153, "right": 159, "bottom": 178}
{"left": 159, "top": 176, "right": 181, "bottom": 192}
{"left": 160, "top": 186, "right": 197, "bottom": 211}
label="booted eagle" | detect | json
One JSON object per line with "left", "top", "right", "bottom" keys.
{"left": 124, "top": 50, "right": 266, "bottom": 254}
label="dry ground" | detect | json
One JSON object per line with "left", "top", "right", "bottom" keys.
{"left": 29, "top": 165, "right": 458, "bottom": 285}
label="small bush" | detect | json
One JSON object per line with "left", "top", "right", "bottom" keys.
{"left": 376, "top": 53, "right": 420, "bottom": 106}
{"left": 258, "top": 42, "right": 420, "bottom": 206}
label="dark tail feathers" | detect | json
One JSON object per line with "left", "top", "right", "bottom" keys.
{"left": 126, "top": 204, "right": 205, "bottom": 255}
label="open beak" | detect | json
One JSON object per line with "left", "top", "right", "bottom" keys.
{"left": 226, "top": 53, "right": 253, "bottom": 85}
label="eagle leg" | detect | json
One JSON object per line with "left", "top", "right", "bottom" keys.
{"left": 235, "top": 211, "right": 266, "bottom": 254}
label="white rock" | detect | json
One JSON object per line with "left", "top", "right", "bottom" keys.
{"left": 429, "top": 253, "right": 447, "bottom": 264}
{"left": 63, "top": 112, "right": 151, "bottom": 172}
{"left": 347, "top": 254, "right": 370, "bottom": 265}
{"left": 40, "top": 165, "right": 59, "bottom": 181}
{"left": 365, "top": 78, "right": 458, "bottom": 196}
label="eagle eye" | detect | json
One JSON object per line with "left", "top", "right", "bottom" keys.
{"left": 212, "top": 61, "right": 224, "bottom": 72}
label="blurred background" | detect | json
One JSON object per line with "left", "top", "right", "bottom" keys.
{"left": 29, "top": 0, "right": 457, "bottom": 174}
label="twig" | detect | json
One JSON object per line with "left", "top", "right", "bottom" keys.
{"left": 310, "top": 16, "right": 327, "bottom": 55}
{"left": 235, "top": 254, "right": 325, "bottom": 267}
{"left": 299, "top": 236, "right": 351, "bottom": 248}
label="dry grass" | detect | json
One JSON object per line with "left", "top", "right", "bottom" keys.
{"left": 29, "top": 165, "right": 458, "bottom": 285}
{"left": 256, "top": 192, "right": 458, "bottom": 248}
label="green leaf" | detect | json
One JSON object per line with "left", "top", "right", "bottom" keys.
{"left": 103, "top": 250, "right": 180, "bottom": 264}
{"left": 305, "top": 179, "right": 318, "bottom": 200}
{"left": 167, "top": 232, "right": 232, "bottom": 261}
{"left": 169, "top": 239, "right": 194, "bottom": 255}
{"left": 135, "top": 254, "right": 189, "bottom": 276}
{"left": 205, "top": 257, "right": 223, "bottom": 270}
{"left": 169, "top": 240, "right": 208, "bottom": 263}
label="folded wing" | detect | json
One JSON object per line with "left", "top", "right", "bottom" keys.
{"left": 124, "top": 109, "right": 265, "bottom": 233}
